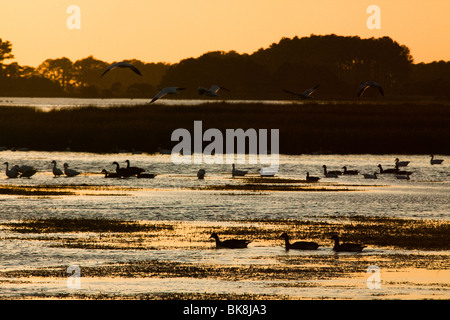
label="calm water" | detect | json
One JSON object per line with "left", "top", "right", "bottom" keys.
{"left": 0, "top": 99, "right": 448, "bottom": 299}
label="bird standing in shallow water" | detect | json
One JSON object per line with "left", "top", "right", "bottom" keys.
{"left": 63, "top": 163, "right": 80, "bottom": 177}
{"left": 330, "top": 235, "right": 366, "bottom": 252}
{"left": 210, "top": 233, "right": 251, "bottom": 249}
{"left": 279, "top": 232, "right": 320, "bottom": 250}
{"left": 51, "top": 160, "right": 63, "bottom": 177}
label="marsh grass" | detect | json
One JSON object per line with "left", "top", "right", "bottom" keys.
{"left": 1, "top": 102, "right": 449, "bottom": 154}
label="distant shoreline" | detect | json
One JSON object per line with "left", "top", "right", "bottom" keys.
{"left": 0, "top": 101, "right": 449, "bottom": 155}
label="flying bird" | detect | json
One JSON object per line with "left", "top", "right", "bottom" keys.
{"left": 198, "top": 85, "right": 230, "bottom": 97}
{"left": 101, "top": 61, "right": 142, "bottom": 77}
{"left": 283, "top": 84, "right": 319, "bottom": 99}
{"left": 357, "top": 81, "right": 384, "bottom": 98}
{"left": 150, "top": 87, "right": 186, "bottom": 104}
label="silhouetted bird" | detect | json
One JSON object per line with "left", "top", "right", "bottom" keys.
{"left": 306, "top": 172, "right": 320, "bottom": 182}
{"left": 430, "top": 155, "right": 444, "bottom": 165}
{"left": 395, "top": 158, "right": 410, "bottom": 167}
{"left": 51, "top": 160, "right": 63, "bottom": 177}
{"left": 101, "top": 169, "right": 121, "bottom": 178}
{"left": 125, "top": 160, "right": 145, "bottom": 176}
{"left": 357, "top": 81, "right": 384, "bottom": 98}
{"left": 63, "top": 163, "right": 80, "bottom": 177}
{"left": 4, "top": 162, "right": 19, "bottom": 178}
{"left": 330, "top": 235, "right": 366, "bottom": 252}
{"left": 342, "top": 166, "right": 359, "bottom": 175}
{"left": 322, "top": 165, "right": 341, "bottom": 177}
{"left": 197, "top": 169, "right": 206, "bottom": 179}
{"left": 101, "top": 62, "right": 142, "bottom": 77}
{"left": 283, "top": 84, "right": 319, "bottom": 99}
{"left": 150, "top": 87, "right": 186, "bottom": 103}
{"left": 198, "top": 85, "right": 230, "bottom": 97}
{"left": 112, "top": 161, "right": 133, "bottom": 178}
{"left": 232, "top": 164, "right": 248, "bottom": 177}
{"left": 279, "top": 232, "right": 320, "bottom": 250}
{"left": 210, "top": 233, "right": 251, "bottom": 249}
{"left": 378, "top": 164, "right": 398, "bottom": 174}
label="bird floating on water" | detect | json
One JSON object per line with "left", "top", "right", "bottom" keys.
{"left": 210, "top": 233, "right": 251, "bottom": 249}
{"left": 377, "top": 164, "right": 398, "bottom": 174}
{"left": 283, "top": 84, "right": 319, "bottom": 99}
{"left": 197, "top": 169, "right": 206, "bottom": 179}
{"left": 101, "top": 169, "right": 121, "bottom": 178}
{"left": 4, "top": 162, "right": 19, "bottom": 178}
{"left": 322, "top": 165, "right": 341, "bottom": 178}
{"left": 357, "top": 81, "right": 384, "bottom": 98}
{"left": 101, "top": 61, "right": 142, "bottom": 77}
{"left": 430, "top": 155, "right": 444, "bottom": 165}
{"left": 63, "top": 163, "right": 80, "bottom": 177}
{"left": 342, "top": 166, "right": 359, "bottom": 175}
{"left": 330, "top": 235, "right": 366, "bottom": 252}
{"left": 279, "top": 232, "right": 320, "bottom": 250}
{"left": 232, "top": 164, "right": 248, "bottom": 177}
{"left": 125, "top": 160, "right": 145, "bottom": 176}
{"left": 395, "top": 158, "right": 410, "bottom": 167}
{"left": 51, "top": 160, "right": 63, "bottom": 177}
{"left": 150, "top": 87, "right": 186, "bottom": 104}
{"left": 20, "top": 168, "right": 37, "bottom": 178}
{"left": 306, "top": 172, "right": 320, "bottom": 182}
{"left": 198, "top": 85, "right": 230, "bottom": 97}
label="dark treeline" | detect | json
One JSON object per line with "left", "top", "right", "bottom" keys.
{"left": 1, "top": 34, "right": 450, "bottom": 100}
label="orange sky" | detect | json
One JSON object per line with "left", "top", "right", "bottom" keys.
{"left": 1, "top": 0, "right": 449, "bottom": 67}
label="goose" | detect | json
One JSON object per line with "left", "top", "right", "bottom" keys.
{"left": 112, "top": 161, "right": 133, "bottom": 178}
{"left": 137, "top": 172, "right": 156, "bottom": 179}
{"left": 394, "top": 165, "right": 413, "bottom": 176}
{"left": 357, "top": 81, "right": 384, "bottom": 98}
{"left": 198, "top": 85, "right": 230, "bottom": 97}
{"left": 17, "top": 165, "right": 35, "bottom": 173}
{"left": 20, "top": 168, "right": 37, "bottom": 178}
{"left": 342, "top": 166, "right": 359, "bottom": 175}
{"left": 330, "top": 235, "right": 366, "bottom": 252}
{"left": 322, "top": 165, "right": 341, "bottom": 177}
{"left": 378, "top": 164, "right": 398, "bottom": 174}
{"left": 279, "top": 232, "right": 320, "bottom": 250}
{"left": 283, "top": 84, "right": 319, "bottom": 99}
{"left": 63, "top": 163, "right": 80, "bottom": 177}
{"left": 210, "top": 233, "right": 251, "bottom": 249}
{"left": 363, "top": 172, "right": 378, "bottom": 179}
{"left": 306, "top": 172, "right": 320, "bottom": 182}
{"left": 197, "top": 169, "right": 206, "bottom": 179}
{"left": 430, "top": 155, "right": 444, "bottom": 165}
{"left": 101, "top": 169, "right": 121, "bottom": 178}
{"left": 395, "top": 158, "right": 410, "bottom": 167}
{"left": 232, "top": 164, "right": 248, "bottom": 177}
{"left": 51, "top": 160, "right": 63, "bottom": 177}
{"left": 101, "top": 61, "right": 142, "bottom": 77}
{"left": 125, "top": 160, "right": 145, "bottom": 176}
{"left": 4, "top": 162, "right": 19, "bottom": 178}
{"left": 149, "top": 87, "right": 186, "bottom": 104}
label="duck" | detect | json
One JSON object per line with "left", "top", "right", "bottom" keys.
{"left": 198, "top": 85, "right": 230, "bottom": 97}
{"left": 430, "top": 155, "right": 444, "bottom": 165}
{"left": 101, "top": 61, "right": 142, "bottom": 77}
{"left": 279, "top": 232, "right": 320, "bottom": 250}
{"left": 232, "top": 164, "right": 248, "bottom": 177}
{"left": 51, "top": 160, "right": 63, "bottom": 177}
{"left": 63, "top": 163, "right": 80, "bottom": 177}
{"left": 330, "top": 235, "right": 366, "bottom": 252}
{"left": 112, "top": 161, "right": 133, "bottom": 178}
{"left": 4, "top": 162, "right": 19, "bottom": 178}
{"left": 20, "top": 168, "right": 37, "bottom": 178}
{"left": 101, "top": 169, "right": 121, "bottom": 178}
{"left": 283, "top": 84, "right": 319, "bottom": 99}
{"left": 137, "top": 172, "right": 157, "bottom": 179}
{"left": 395, "top": 158, "right": 410, "bottom": 167}
{"left": 197, "top": 169, "right": 206, "bottom": 179}
{"left": 378, "top": 164, "right": 398, "bottom": 174}
{"left": 210, "top": 233, "right": 251, "bottom": 249}
{"left": 342, "top": 166, "right": 359, "bottom": 175}
{"left": 306, "top": 172, "right": 320, "bottom": 182}
{"left": 363, "top": 172, "right": 378, "bottom": 179}
{"left": 149, "top": 87, "right": 186, "bottom": 104}
{"left": 322, "top": 165, "right": 340, "bottom": 177}
{"left": 125, "top": 160, "right": 145, "bottom": 176}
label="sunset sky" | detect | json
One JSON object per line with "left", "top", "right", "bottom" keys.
{"left": 1, "top": 0, "right": 449, "bottom": 67}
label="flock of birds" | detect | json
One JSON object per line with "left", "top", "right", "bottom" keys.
{"left": 2, "top": 155, "right": 444, "bottom": 180}
{"left": 100, "top": 61, "right": 384, "bottom": 102}
{"left": 211, "top": 232, "right": 366, "bottom": 252}
{"left": 305, "top": 155, "right": 444, "bottom": 182}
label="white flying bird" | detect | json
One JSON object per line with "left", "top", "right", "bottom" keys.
{"left": 198, "top": 85, "right": 230, "bottom": 97}
{"left": 357, "top": 81, "right": 384, "bottom": 98}
{"left": 101, "top": 62, "right": 142, "bottom": 77}
{"left": 150, "top": 87, "right": 186, "bottom": 104}
{"left": 283, "top": 84, "right": 319, "bottom": 99}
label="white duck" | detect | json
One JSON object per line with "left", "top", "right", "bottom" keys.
{"left": 150, "top": 87, "right": 186, "bottom": 103}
